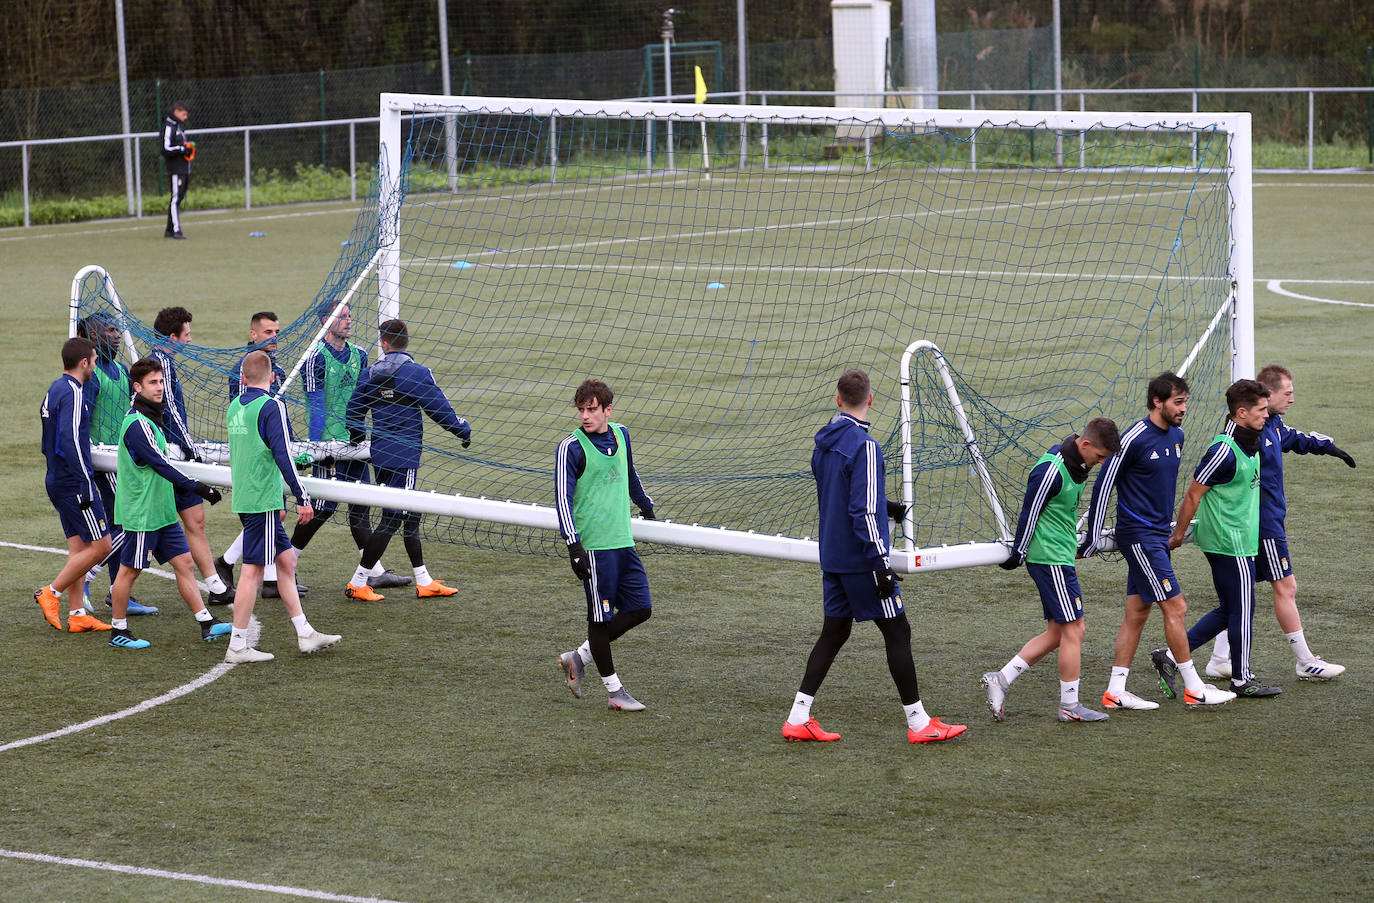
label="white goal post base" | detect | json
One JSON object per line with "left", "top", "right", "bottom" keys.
{"left": 88, "top": 450, "right": 1004, "bottom": 574}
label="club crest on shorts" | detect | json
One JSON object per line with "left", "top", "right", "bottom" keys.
{"left": 1281, "top": 557, "right": 1289, "bottom": 570}
{"left": 601, "top": 599, "right": 611, "bottom": 614}
{"left": 1162, "top": 578, "right": 1172, "bottom": 593}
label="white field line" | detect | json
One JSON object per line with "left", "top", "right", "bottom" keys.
{"left": 0, "top": 849, "right": 411, "bottom": 903}
{"left": 1265, "top": 280, "right": 1374, "bottom": 308}
{"left": 0, "top": 540, "right": 227, "bottom": 755}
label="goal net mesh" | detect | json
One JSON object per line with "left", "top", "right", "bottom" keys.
{"left": 74, "top": 100, "right": 1239, "bottom": 557}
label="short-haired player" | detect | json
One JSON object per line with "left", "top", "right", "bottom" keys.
{"left": 1081, "top": 372, "right": 1235, "bottom": 708}
{"left": 983, "top": 418, "right": 1121, "bottom": 723}
{"left": 35, "top": 337, "right": 114, "bottom": 633}
{"left": 223, "top": 351, "right": 340, "bottom": 662}
{"left": 1152, "top": 379, "right": 1281, "bottom": 698}
{"left": 1204, "top": 365, "right": 1354, "bottom": 682}
{"left": 555, "top": 379, "right": 658, "bottom": 712}
{"left": 781, "top": 369, "right": 966, "bottom": 744}
{"left": 106, "top": 357, "right": 231, "bottom": 649}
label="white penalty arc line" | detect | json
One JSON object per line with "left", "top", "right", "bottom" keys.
{"left": 0, "top": 540, "right": 233, "bottom": 755}
{"left": 1266, "top": 280, "right": 1374, "bottom": 308}
{"left": 0, "top": 849, "right": 412, "bottom": 903}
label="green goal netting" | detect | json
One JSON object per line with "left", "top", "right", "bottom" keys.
{"left": 72, "top": 96, "right": 1253, "bottom": 570}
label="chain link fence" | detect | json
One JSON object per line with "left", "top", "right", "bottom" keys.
{"left": 3, "top": 33, "right": 1372, "bottom": 226}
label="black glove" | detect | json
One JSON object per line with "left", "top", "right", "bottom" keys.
{"left": 191, "top": 453, "right": 204, "bottom": 464}
{"left": 1000, "top": 549, "right": 1023, "bottom": 571}
{"left": 874, "top": 566, "right": 902, "bottom": 598}
{"left": 78, "top": 496, "right": 93, "bottom": 511}
{"left": 1329, "top": 445, "right": 1356, "bottom": 468}
{"left": 453, "top": 419, "right": 472, "bottom": 449}
{"left": 567, "top": 541, "right": 592, "bottom": 581}
{"left": 192, "top": 482, "right": 222, "bottom": 505}
{"left": 640, "top": 508, "right": 655, "bottom": 520}
{"left": 886, "top": 498, "right": 909, "bottom": 521}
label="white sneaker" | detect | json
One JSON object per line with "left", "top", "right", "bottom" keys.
{"left": 1296, "top": 658, "right": 1345, "bottom": 681}
{"left": 1184, "top": 684, "right": 1236, "bottom": 707}
{"left": 1100, "top": 689, "right": 1159, "bottom": 711}
{"left": 1205, "top": 658, "right": 1232, "bottom": 680}
{"left": 980, "top": 671, "right": 1009, "bottom": 722}
{"left": 225, "top": 645, "right": 274, "bottom": 664}
{"left": 299, "top": 630, "right": 342, "bottom": 654}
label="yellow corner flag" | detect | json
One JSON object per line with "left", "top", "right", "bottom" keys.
{"left": 694, "top": 66, "right": 707, "bottom": 104}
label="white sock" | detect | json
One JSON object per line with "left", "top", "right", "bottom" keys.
{"left": 85, "top": 564, "right": 104, "bottom": 582}
{"left": 264, "top": 562, "right": 278, "bottom": 582}
{"left": 1177, "top": 659, "right": 1205, "bottom": 694}
{"left": 903, "top": 700, "right": 930, "bottom": 732}
{"left": 224, "top": 533, "right": 244, "bottom": 565}
{"left": 1286, "top": 629, "right": 1315, "bottom": 662}
{"left": 204, "top": 574, "right": 227, "bottom": 594}
{"left": 1107, "top": 666, "right": 1129, "bottom": 696}
{"left": 1211, "top": 630, "right": 1231, "bottom": 662}
{"left": 414, "top": 565, "right": 433, "bottom": 586}
{"left": 576, "top": 641, "right": 592, "bottom": 666}
{"left": 112, "top": 618, "right": 128, "bottom": 630}
{"left": 290, "top": 613, "right": 313, "bottom": 638}
{"left": 1000, "top": 655, "right": 1030, "bottom": 686}
{"left": 787, "top": 692, "right": 814, "bottom": 726}
{"left": 350, "top": 565, "right": 371, "bottom": 587}
{"left": 193, "top": 608, "right": 212, "bottom": 622}
{"left": 1165, "top": 648, "right": 1178, "bottom": 664}
{"left": 602, "top": 672, "right": 623, "bottom": 694}
{"left": 229, "top": 627, "right": 249, "bottom": 651}
{"left": 70, "top": 608, "right": 87, "bottom": 618}
{"left": 1059, "top": 679, "right": 1080, "bottom": 707}
{"left": 366, "top": 560, "right": 386, "bottom": 577}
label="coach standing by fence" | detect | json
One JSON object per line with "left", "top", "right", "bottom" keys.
{"left": 161, "top": 101, "right": 193, "bottom": 239}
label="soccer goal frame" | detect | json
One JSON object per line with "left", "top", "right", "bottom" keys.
{"left": 371, "top": 93, "right": 1253, "bottom": 572}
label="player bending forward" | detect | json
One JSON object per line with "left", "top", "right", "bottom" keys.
{"left": 983, "top": 418, "right": 1120, "bottom": 723}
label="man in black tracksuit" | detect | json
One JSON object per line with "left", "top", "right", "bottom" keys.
{"left": 162, "top": 101, "right": 192, "bottom": 238}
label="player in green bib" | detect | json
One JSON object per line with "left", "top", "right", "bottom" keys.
{"left": 287, "top": 302, "right": 409, "bottom": 590}
{"left": 982, "top": 417, "right": 1121, "bottom": 723}
{"left": 1154, "top": 379, "right": 1281, "bottom": 698}
{"left": 222, "top": 351, "right": 341, "bottom": 663}
{"left": 554, "top": 379, "right": 657, "bottom": 712}
{"left": 106, "top": 357, "right": 230, "bottom": 650}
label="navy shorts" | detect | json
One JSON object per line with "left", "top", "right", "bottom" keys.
{"left": 311, "top": 458, "right": 371, "bottom": 516}
{"left": 174, "top": 485, "right": 202, "bottom": 512}
{"left": 120, "top": 523, "right": 190, "bottom": 570}
{"left": 582, "top": 546, "right": 652, "bottom": 623}
{"left": 1122, "top": 539, "right": 1182, "bottom": 604}
{"left": 822, "top": 570, "right": 904, "bottom": 622}
{"left": 1255, "top": 537, "right": 1294, "bottom": 583}
{"left": 238, "top": 511, "right": 292, "bottom": 566}
{"left": 1027, "top": 563, "right": 1085, "bottom": 623}
{"left": 48, "top": 483, "right": 110, "bottom": 543}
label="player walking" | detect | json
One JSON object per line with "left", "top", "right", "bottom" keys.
{"left": 554, "top": 379, "right": 657, "bottom": 712}
{"left": 1152, "top": 379, "right": 1281, "bottom": 698}
{"left": 288, "top": 303, "right": 409, "bottom": 589}
{"left": 1081, "top": 372, "right": 1234, "bottom": 708}
{"left": 107, "top": 357, "right": 231, "bottom": 649}
{"left": 35, "top": 337, "right": 113, "bottom": 633}
{"left": 782, "top": 369, "right": 966, "bottom": 744}
{"left": 983, "top": 418, "right": 1120, "bottom": 723}
{"left": 343, "top": 319, "right": 470, "bottom": 600}
{"left": 1204, "top": 364, "right": 1354, "bottom": 682}
{"left": 150, "top": 306, "right": 234, "bottom": 605}
{"left": 223, "top": 351, "right": 340, "bottom": 663}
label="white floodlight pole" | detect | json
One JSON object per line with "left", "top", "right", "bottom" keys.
{"left": 115, "top": 0, "right": 134, "bottom": 215}
{"left": 438, "top": 0, "right": 458, "bottom": 191}
{"left": 737, "top": 0, "right": 747, "bottom": 169}
{"left": 663, "top": 9, "right": 677, "bottom": 171}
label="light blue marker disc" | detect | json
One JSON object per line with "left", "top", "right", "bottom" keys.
{"left": 452, "top": 261, "right": 473, "bottom": 269}
{"left": 706, "top": 281, "right": 724, "bottom": 289}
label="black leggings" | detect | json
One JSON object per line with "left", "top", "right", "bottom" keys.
{"left": 799, "top": 612, "right": 919, "bottom": 705}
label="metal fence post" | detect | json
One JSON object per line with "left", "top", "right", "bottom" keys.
{"left": 22, "top": 144, "right": 31, "bottom": 228}
{"left": 134, "top": 136, "right": 143, "bottom": 217}
{"left": 1308, "top": 90, "right": 1315, "bottom": 171}
{"left": 349, "top": 121, "right": 357, "bottom": 203}
{"left": 244, "top": 129, "right": 252, "bottom": 210}
{"left": 319, "top": 68, "right": 328, "bottom": 169}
